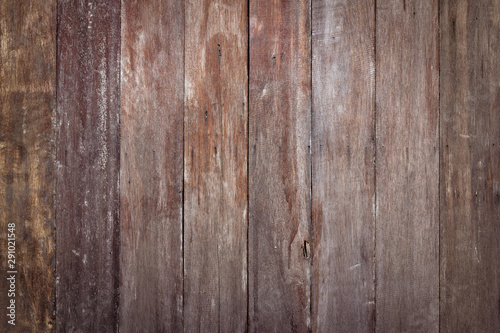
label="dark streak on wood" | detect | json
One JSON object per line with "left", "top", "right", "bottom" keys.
{"left": 56, "top": 1, "right": 120, "bottom": 331}
{"left": 119, "top": 0, "right": 184, "bottom": 332}
{"left": 249, "top": 0, "right": 311, "bottom": 331}
{"left": 184, "top": 0, "right": 248, "bottom": 331}
{"left": 0, "top": 1, "right": 56, "bottom": 331}
{"left": 312, "top": 0, "right": 375, "bottom": 331}
{"left": 440, "top": 0, "right": 500, "bottom": 331}
{"left": 376, "top": 0, "right": 439, "bottom": 331}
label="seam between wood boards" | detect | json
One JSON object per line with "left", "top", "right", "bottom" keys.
{"left": 309, "top": 0, "right": 313, "bottom": 331}
{"left": 246, "top": 0, "right": 250, "bottom": 331}
{"left": 216, "top": 1, "right": 223, "bottom": 331}
{"left": 182, "top": 0, "right": 186, "bottom": 330}
{"left": 437, "top": 0, "right": 441, "bottom": 331}
{"left": 54, "top": 0, "right": 60, "bottom": 330}
{"left": 116, "top": 1, "right": 122, "bottom": 331}
{"left": 373, "top": 0, "right": 378, "bottom": 331}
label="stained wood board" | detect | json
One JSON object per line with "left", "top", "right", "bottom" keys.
{"left": 0, "top": 1, "right": 57, "bottom": 331}
{"left": 440, "top": 0, "right": 500, "bottom": 331}
{"left": 56, "top": 1, "right": 121, "bottom": 331}
{"left": 184, "top": 0, "right": 248, "bottom": 331}
{"left": 249, "top": 0, "right": 312, "bottom": 331}
{"left": 375, "top": 0, "right": 440, "bottom": 331}
{"left": 119, "top": 0, "right": 184, "bottom": 331}
{"left": 311, "top": 0, "right": 376, "bottom": 331}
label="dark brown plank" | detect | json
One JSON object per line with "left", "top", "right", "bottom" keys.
{"left": 311, "top": 1, "right": 375, "bottom": 331}
{"left": 440, "top": 0, "right": 500, "bottom": 331}
{"left": 248, "top": 1, "right": 311, "bottom": 331}
{"left": 375, "top": 1, "right": 439, "bottom": 331}
{"left": 184, "top": 0, "right": 248, "bottom": 331}
{"left": 0, "top": 1, "right": 56, "bottom": 331}
{"left": 56, "top": 1, "right": 120, "bottom": 331}
{"left": 119, "top": 1, "right": 184, "bottom": 331}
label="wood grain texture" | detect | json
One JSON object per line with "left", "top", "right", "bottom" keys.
{"left": 248, "top": 1, "right": 311, "bottom": 331}
{"left": 440, "top": 0, "right": 500, "bottom": 331}
{"left": 120, "top": 0, "right": 184, "bottom": 332}
{"left": 311, "top": 1, "right": 375, "bottom": 331}
{"left": 375, "top": 1, "right": 439, "bottom": 331}
{"left": 184, "top": 0, "right": 248, "bottom": 331}
{"left": 119, "top": 0, "right": 184, "bottom": 331}
{"left": 56, "top": 1, "right": 120, "bottom": 331}
{"left": 0, "top": 1, "right": 56, "bottom": 331}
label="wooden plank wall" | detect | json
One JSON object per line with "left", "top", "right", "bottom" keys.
{"left": 1, "top": 0, "right": 499, "bottom": 332}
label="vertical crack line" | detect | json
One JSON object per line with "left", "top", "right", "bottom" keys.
{"left": 373, "top": 0, "right": 378, "bottom": 331}
{"left": 182, "top": 0, "right": 186, "bottom": 330}
{"left": 54, "top": 0, "right": 60, "bottom": 331}
{"left": 217, "top": 2, "right": 223, "bottom": 332}
{"left": 437, "top": 0, "right": 441, "bottom": 330}
{"left": 309, "top": 0, "right": 314, "bottom": 331}
{"left": 246, "top": 0, "right": 251, "bottom": 331}
{"left": 116, "top": 1, "right": 122, "bottom": 330}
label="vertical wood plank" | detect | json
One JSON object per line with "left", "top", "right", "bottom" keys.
{"left": 56, "top": 1, "right": 120, "bottom": 331}
{"left": 440, "top": 0, "right": 500, "bottom": 331}
{"left": 311, "top": 1, "right": 375, "bottom": 331}
{"left": 184, "top": 0, "right": 248, "bottom": 331}
{"left": 0, "top": 1, "right": 56, "bottom": 331}
{"left": 119, "top": 0, "right": 184, "bottom": 331}
{"left": 375, "top": 1, "right": 439, "bottom": 331}
{"left": 248, "top": 1, "right": 311, "bottom": 331}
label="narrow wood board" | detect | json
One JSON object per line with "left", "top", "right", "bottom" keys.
{"left": 248, "top": 0, "right": 311, "bottom": 331}
{"left": 0, "top": 1, "right": 56, "bottom": 331}
{"left": 375, "top": 0, "right": 439, "bottom": 331}
{"left": 440, "top": 0, "right": 500, "bottom": 331}
{"left": 184, "top": 0, "right": 248, "bottom": 331}
{"left": 119, "top": 0, "right": 184, "bottom": 331}
{"left": 56, "top": 1, "right": 121, "bottom": 331}
{"left": 311, "top": 0, "right": 375, "bottom": 331}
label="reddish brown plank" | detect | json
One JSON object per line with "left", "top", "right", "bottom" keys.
{"left": 248, "top": 1, "right": 311, "bottom": 331}
{"left": 440, "top": 0, "right": 500, "bottom": 331}
{"left": 0, "top": 1, "right": 56, "bottom": 331}
{"left": 184, "top": 0, "right": 248, "bottom": 331}
{"left": 375, "top": 0, "right": 439, "bottom": 331}
{"left": 311, "top": 1, "right": 375, "bottom": 331}
{"left": 119, "top": 1, "right": 184, "bottom": 331}
{"left": 56, "top": 1, "right": 120, "bottom": 331}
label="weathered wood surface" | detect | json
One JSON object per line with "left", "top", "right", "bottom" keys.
{"left": 440, "top": 0, "right": 500, "bottom": 331}
{"left": 56, "top": 1, "right": 120, "bottom": 331}
{"left": 0, "top": 1, "right": 56, "bottom": 331}
{"left": 3, "top": 1, "right": 500, "bottom": 331}
{"left": 249, "top": 0, "right": 311, "bottom": 331}
{"left": 120, "top": 0, "right": 184, "bottom": 332}
{"left": 311, "top": 1, "right": 375, "bottom": 332}
{"left": 184, "top": 0, "right": 248, "bottom": 331}
{"left": 375, "top": 0, "right": 439, "bottom": 331}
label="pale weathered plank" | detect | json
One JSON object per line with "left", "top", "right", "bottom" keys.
{"left": 248, "top": 0, "right": 311, "bottom": 331}
{"left": 311, "top": 0, "right": 375, "bottom": 331}
{"left": 375, "top": 0, "right": 439, "bottom": 331}
{"left": 0, "top": 1, "right": 56, "bottom": 331}
{"left": 56, "top": 1, "right": 120, "bottom": 331}
{"left": 440, "top": 0, "right": 500, "bottom": 331}
{"left": 120, "top": 0, "right": 184, "bottom": 331}
{"left": 184, "top": 0, "right": 248, "bottom": 331}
